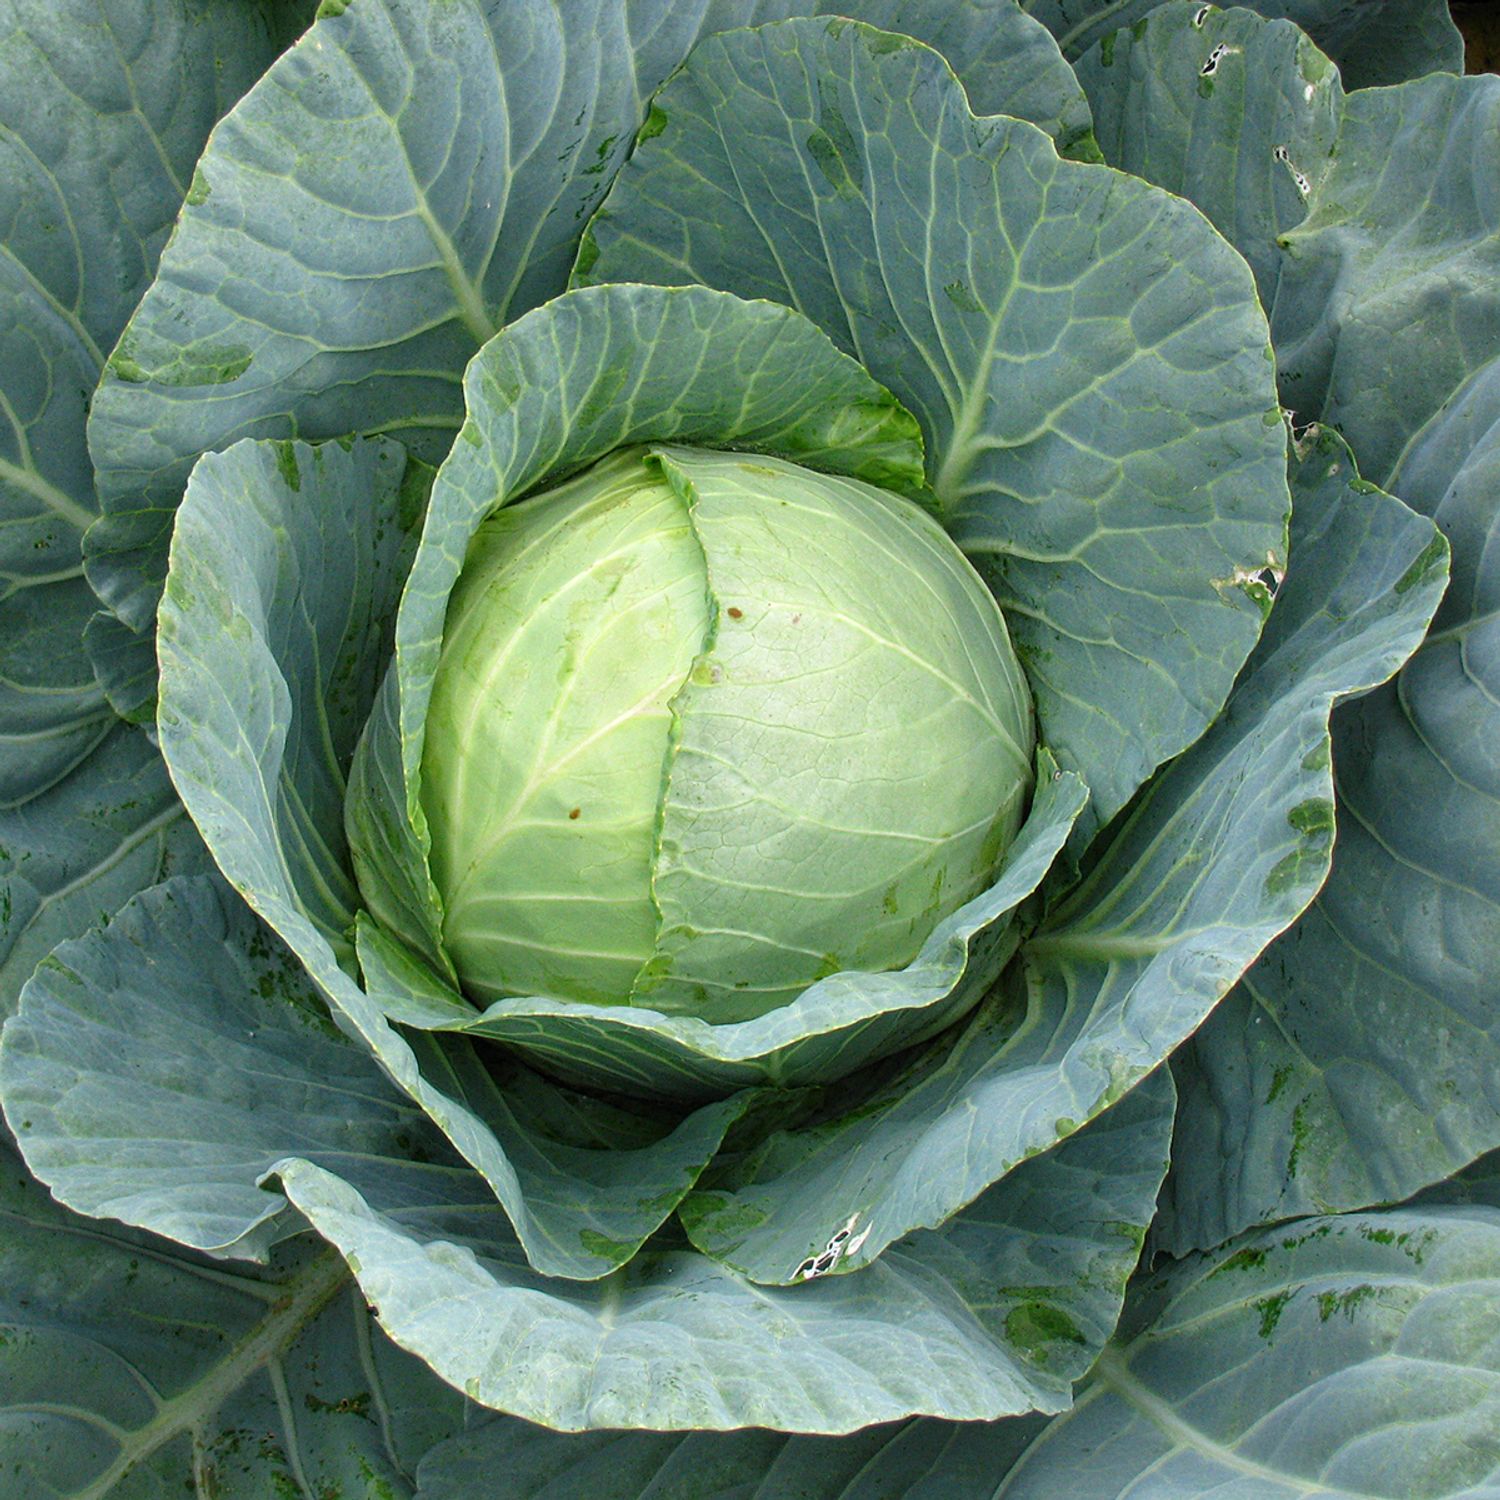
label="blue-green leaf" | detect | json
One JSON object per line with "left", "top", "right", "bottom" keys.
{"left": 579, "top": 16, "right": 1290, "bottom": 842}
{"left": 80, "top": 0, "right": 1089, "bottom": 641}
{"left": 994, "top": 1203, "right": 1500, "bottom": 1497}
{"left": 1003, "top": 418, "right": 1445, "bottom": 1210}
{"left": 1080, "top": 7, "right": 1500, "bottom": 492}
{"left": 414, "top": 1418, "right": 1018, "bottom": 1500}
{"left": 1, "top": 875, "right": 438, "bottom": 1259}
{"left": 1028, "top": 0, "right": 1462, "bottom": 88}
{"left": 1076, "top": 3, "right": 1342, "bottom": 309}
{"left": 1160, "top": 398, "right": 1500, "bottom": 1252}
{"left": 1273, "top": 71, "right": 1500, "bottom": 488}
{"left": 0, "top": 1129, "right": 462, "bottom": 1498}
{"left": 160, "top": 437, "right": 427, "bottom": 963}
{"left": 0, "top": 0, "right": 300, "bottom": 803}
{"left": 0, "top": 721, "right": 206, "bottom": 1019}
{"left": 1085, "top": 10, "right": 1500, "bottom": 1244}
{"left": 276, "top": 1071, "right": 1173, "bottom": 1431}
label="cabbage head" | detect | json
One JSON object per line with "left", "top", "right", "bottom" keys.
{"left": 402, "top": 445, "right": 1033, "bottom": 1029}
{"left": 2, "top": 2, "right": 1493, "bottom": 1487}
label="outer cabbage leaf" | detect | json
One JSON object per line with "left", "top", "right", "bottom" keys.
{"left": 81, "top": 0, "right": 1089, "bottom": 642}
{"left": 413, "top": 1186, "right": 1500, "bottom": 1493}
{"left": 1082, "top": 1, "right": 1500, "bottom": 1245}
{"left": 1, "top": 875, "right": 460, "bottom": 1259}
{"left": 577, "top": 15, "right": 1290, "bottom": 843}
{"left": 0, "top": 0, "right": 305, "bottom": 802}
{"left": 0, "top": 721, "right": 206, "bottom": 1019}
{"left": 1025, "top": 0, "right": 1462, "bottom": 87}
{"left": 1160, "top": 406, "right": 1500, "bottom": 1250}
{"left": 1075, "top": 3, "right": 1342, "bottom": 310}
{"left": 0, "top": 870, "right": 1178, "bottom": 1431}
{"left": 150, "top": 428, "right": 758, "bottom": 1281}
{"left": 990, "top": 1204, "right": 1500, "bottom": 1498}
{"left": 1079, "top": 4, "right": 1500, "bottom": 494}
{"left": 1410, "top": 1148, "right": 1500, "bottom": 1214}
{"left": 275, "top": 1071, "right": 1174, "bottom": 1431}
{"left": 1273, "top": 73, "right": 1500, "bottom": 489}
{"left": 0, "top": 1125, "right": 463, "bottom": 1498}
{"left": 414, "top": 1419, "right": 1020, "bottom": 1500}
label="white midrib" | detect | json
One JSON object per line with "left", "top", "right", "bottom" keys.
{"left": 931, "top": 291, "right": 1011, "bottom": 510}
{"left": 1021, "top": 928, "right": 1184, "bottom": 961}
{"left": 76, "top": 1246, "right": 350, "bottom": 1500}
{"left": 1083, "top": 1345, "right": 1376, "bottom": 1498}
{"left": 31, "top": 800, "right": 186, "bottom": 915}
{"left": 415, "top": 195, "right": 498, "bottom": 348}
{"left": 0, "top": 454, "right": 95, "bottom": 532}
{"left": 1044, "top": 0, "right": 1136, "bottom": 55}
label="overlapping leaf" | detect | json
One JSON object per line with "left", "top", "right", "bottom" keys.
{"left": 1161, "top": 404, "right": 1500, "bottom": 1250}
{"left": 1078, "top": 2, "right": 1500, "bottom": 490}
{"left": 415, "top": 1173, "right": 1500, "bottom": 1497}
{"left": 0, "top": 0, "right": 304, "bottom": 801}
{"left": 81, "top": 0, "right": 1090, "bottom": 644}
{"left": 1075, "top": 3, "right": 1342, "bottom": 307}
{"left": 150, "top": 428, "right": 755, "bottom": 1279}
{"left": 1081, "top": 1, "right": 1500, "bottom": 1247}
{"left": 0, "top": 875, "right": 454, "bottom": 1258}
{"left": 1025, "top": 0, "right": 1462, "bottom": 87}
{"left": 993, "top": 1203, "right": 1500, "bottom": 1498}
{"left": 1273, "top": 72, "right": 1500, "bottom": 488}
{"left": 275, "top": 1070, "right": 1173, "bottom": 1432}
{"left": 414, "top": 1414, "right": 1022, "bottom": 1500}
{"left": 0, "top": 867, "right": 1176, "bottom": 1432}
{"left": 0, "top": 722, "right": 205, "bottom": 1018}
{"left": 0, "top": 1128, "right": 462, "bottom": 1498}
{"left": 578, "top": 15, "right": 1290, "bottom": 842}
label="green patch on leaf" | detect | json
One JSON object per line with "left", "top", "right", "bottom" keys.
{"left": 1316, "top": 1284, "right": 1377, "bottom": 1322}
{"left": 579, "top": 1229, "right": 636, "bottom": 1261}
{"left": 1287, "top": 798, "right": 1335, "bottom": 840}
{"left": 1395, "top": 534, "right": 1448, "bottom": 594}
{"left": 1264, "top": 847, "right": 1322, "bottom": 899}
{"left": 110, "top": 341, "right": 253, "bottom": 388}
{"left": 1254, "top": 1288, "right": 1294, "bottom": 1339}
{"left": 806, "top": 86, "right": 864, "bottom": 198}
{"left": 572, "top": 229, "right": 600, "bottom": 279}
{"left": 1287, "top": 1098, "right": 1314, "bottom": 1175}
{"left": 273, "top": 442, "right": 302, "bottom": 494}
{"left": 1301, "top": 740, "right": 1331, "bottom": 772}
{"left": 1005, "top": 1301, "right": 1086, "bottom": 1361}
{"left": 1266, "top": 1064, "right": 1295, "bottom": 1104}
{"left": 1209, "top": 1245, "right": 1268, "bottom": 1277}
{"left": 943, "top": 280, "right": 985, "bottom": 314}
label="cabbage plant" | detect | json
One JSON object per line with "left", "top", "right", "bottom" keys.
{"left": 0, "top": 0, "right": 1496, "bottom": 1494}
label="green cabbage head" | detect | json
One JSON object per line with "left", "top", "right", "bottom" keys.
{"left": 408, "top": 445, "right": 1034, "bottom": 1022}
